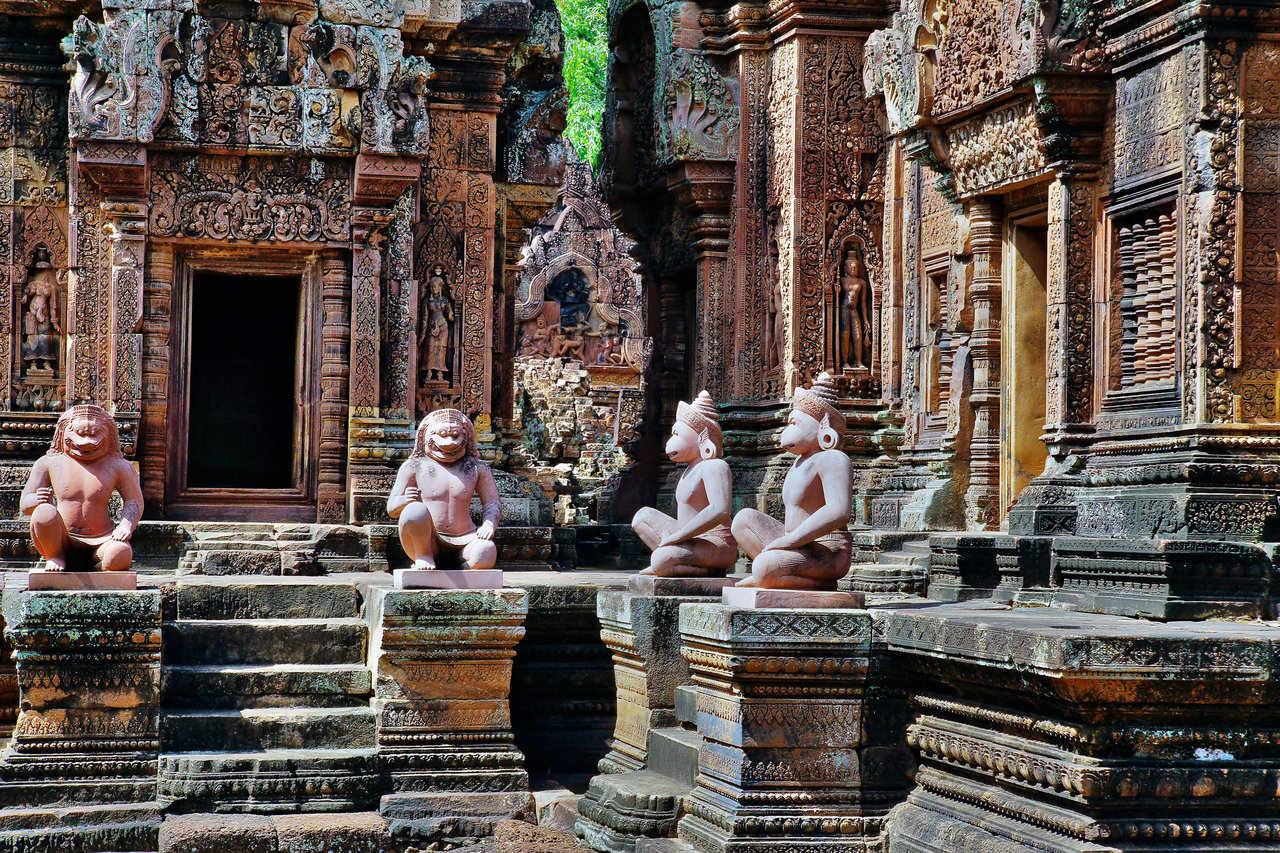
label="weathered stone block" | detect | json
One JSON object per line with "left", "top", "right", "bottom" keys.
{"left": 594, "top": 591, "right": 702, "bottom": 774}
{"left": 1051, "top": 536, "right": 1272, "bottom": 620}
{"left": 676, "top": 603, "right": 907, "bottom": 852}
{"left": 368, "top": 586, "right": 532, "bottom": 840}
{"left": 881, "top": 602, "right": 1280, "bottom": 852}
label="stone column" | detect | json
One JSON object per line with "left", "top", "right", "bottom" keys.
{"left": 578, "top": 582, "right": 734, "bottom": 850}
{"left": 0, "top": 590, "right": 162, "bottom": 846}
{"left": 368, "top": 586, "right": 533, "bottom": 841}
{"left": 678, "top": 601, "right": 905, "bottom": 852}
{"left": 962, "top": 197, "right": 1002, "bottom": 529}
{"left": 103, "top": 202, "right": 146, "bottom": 419}
{"left": 668, "top": 161, "right": 735, "bottom": 398}
{"left": 318, "top": 251, "right": 351, "bottom": 523}
{"left": 1007, "top": 171, "right": 1096, "bottom": 537}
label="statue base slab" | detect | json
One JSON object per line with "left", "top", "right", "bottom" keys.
{"left": 627, "top": 575, "right": 737, "bottom": 596}
{"left": 721, "top": 587, "right": 865, "bottom": 609}
{"left": 28, "top": 571, "right": 137, "bottom": 590}
{"left": 393, "top": 568, "right": 503, "bottom": 589}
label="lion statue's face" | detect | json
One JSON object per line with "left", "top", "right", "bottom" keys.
{"left": 63, "top": 413, "right": 110, "bottom": 462}
{"left": 426, "top": 422, "right": 468, "bottom": 464}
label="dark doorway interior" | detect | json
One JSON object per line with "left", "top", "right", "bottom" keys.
{"left": 187, "top": 272, "right": 300, "bottom": 489}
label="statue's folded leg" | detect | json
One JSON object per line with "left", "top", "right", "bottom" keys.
{"left": 731, "top": 508, "right": 784, "bottom": 559}
{"left": 398, "top": 502, "right": 438, "bottom": 570}
{"left": 791, "top": 533, "right": 853, "bottom": 586}
{"left": 29, "top": 504, "right": 67, "bottom": 570}
{"left": 631, "top": 506, "right": 676, "bottom": 551}
{"left": 461, "top": 537, "right": 498, "bottom": 571}
{"left": 94, "top": 540, "right": 133, "bottom": 572}
{"left": 742, "top": 547, "right": 825, "bottom": 590}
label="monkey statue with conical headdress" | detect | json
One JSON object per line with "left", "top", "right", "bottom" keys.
{"left": 631, "top": 390, "right": 737, "bottom": 577}
{"left": 731, "top": 373, "right": 853, "bottom": 589}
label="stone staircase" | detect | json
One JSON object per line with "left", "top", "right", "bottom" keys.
{"left": 576, "top": 685, "right": 702, "bottom": 851}
{"left": 158, "top": 576, "right": 380, "bottom": 814}
{"left": 841, "top": 531, "right": 930, "bottom": 596}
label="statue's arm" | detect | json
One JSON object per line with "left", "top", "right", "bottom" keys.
{"left": 660, "top": 461, "right": 731, "bottom": 546}
{"left": 19, "top": 458, "right": 52, "bottom": 516}
{"left": 386, "top": 462, "right": 418, "bottom": 518}
{"left": 769, "top": 457, "right": 851, "bottom": 549}
{"left": 476, "top": 465, "right": 500, "bottom": 537}
{"left": 113, "top": 459, "right": 144, "bottom": 539}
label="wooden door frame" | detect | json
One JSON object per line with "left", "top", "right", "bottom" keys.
{"left": 165, "top": 250, "right": 322, "bottom": 521}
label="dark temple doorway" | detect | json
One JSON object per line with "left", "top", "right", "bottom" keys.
{"left": 167, "top": 260, "right": 320, "bottom": 522}
{"left": 187, "top": 272, "right": 300, "bottom": 489}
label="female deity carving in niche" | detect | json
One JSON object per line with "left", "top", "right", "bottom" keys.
{"left": 836, "top": 245, "right": 871, "bottom": 370}
{"left": 421, "top": 266, "right": 454, "bottom": 382}
{"left": 765, "top": 224, "right": 784, "bottom": 371}
{"left": 21, "top": 247, "right": 61, "bottom": 376}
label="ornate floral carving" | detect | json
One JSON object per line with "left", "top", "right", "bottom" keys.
{"left": 149, "top": 155, "right": 352, "bottom": 243}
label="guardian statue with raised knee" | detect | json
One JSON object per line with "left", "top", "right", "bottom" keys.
{"left": 21, "top": 404, "right": 141, "bottom": 573}
{"left": 388, "top": 408, "right": 500, "bottom": 571}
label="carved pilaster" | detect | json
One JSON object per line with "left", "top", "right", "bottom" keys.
{"left": 319, "top": 251, "right": 351, "bottom": 524}
{"left": 1044, "top": 172, "right": 1097, "bottom": 449}
{"left": 667, "top": 161, "right": 734, "bottom": 398}
{"left": 963, "top": 197, "right": 1001, "bottom": 530}
{"left": 140, "top": 244, "right": 173, "bottom": 508}
{"left": 102, "top": 201, "right": 146, "bottom": 420}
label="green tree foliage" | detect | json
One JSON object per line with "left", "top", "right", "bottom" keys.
{"left": 557, "top": 0, "right": 607, "bottom": 169}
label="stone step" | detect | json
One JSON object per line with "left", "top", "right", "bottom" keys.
{"left": 158, "top": 749, "right": 381, "bottom": 815}
{"left": 636, "top": 840, "right": 696, "bottom": 853}
{"left": 162, "top": 707, "right": 377, "bottom": 753}
{"left": 164, "top": 619, "right": 368, "bottom": 666}
{"left": 0, "top": 802, "right": 159, "bottom": 851}
{"left": 163, "top": 664, "right": 372, "bottom": 708}
{"left": 176, "top": 580, "right": 359, "bottom": 620}
{"left": 646, "top": 727, "right": 700, "bottom": 788}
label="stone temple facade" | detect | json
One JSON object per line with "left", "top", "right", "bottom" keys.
{"left": 1, "top": 0, "right": 1280, "bottom": 852}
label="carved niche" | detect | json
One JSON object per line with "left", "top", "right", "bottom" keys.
{"left": 515, "top": 158, "right": 651, "bottom": 374}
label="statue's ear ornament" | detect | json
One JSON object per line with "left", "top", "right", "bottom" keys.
{"left": 818, "top": 414, "right": 839, "bottom": 450}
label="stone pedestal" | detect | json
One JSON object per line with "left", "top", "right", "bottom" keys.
{"left": 577, "top": 585, "right": 728, "bottom": 851}
{"left": 594, "top": 590, "right": 706, "bottom": 774}
{"left": 881, "top": 601, "right": 1280, "bottom": 853}
{"left": 677, "top": 602, "right": 900, "bottom": 852}
{"left": 368, "top": 586, "right": 533, "bottom": 841}
{"left": 0, "top": 589, "right": 162, "bottom": 849}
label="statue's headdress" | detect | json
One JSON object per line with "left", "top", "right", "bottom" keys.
{"left": 676, "top": 390, "right": 722, "bottom": 459}
{"left": 49, "top": 404, "right": 122, "bottom": 457}
{"left": 413, "top": 408, "right": 477, "bottom": 460}
{"left": 792, "top": 372, "right": 845, "bottom": 445}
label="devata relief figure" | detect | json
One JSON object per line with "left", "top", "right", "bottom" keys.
{"left": 631, "top": 391, "right": 737, "bottom": 577}
{"left": 388, "top": 408, "right": 500, "bottom": 571}
{"left": 21, "top": 405, "right": 142, "bottom": 572}
{"left": 731, "top": 373, "right": 852, "bottom": 589}
{"left": 837, "top": 247, "right": 871, "bottom": 370}
{"left": 21, "top": 247, "right": 61, "bottom": 375}
{"left": 421, "top": 266, "right": 454, "bottom": 382}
